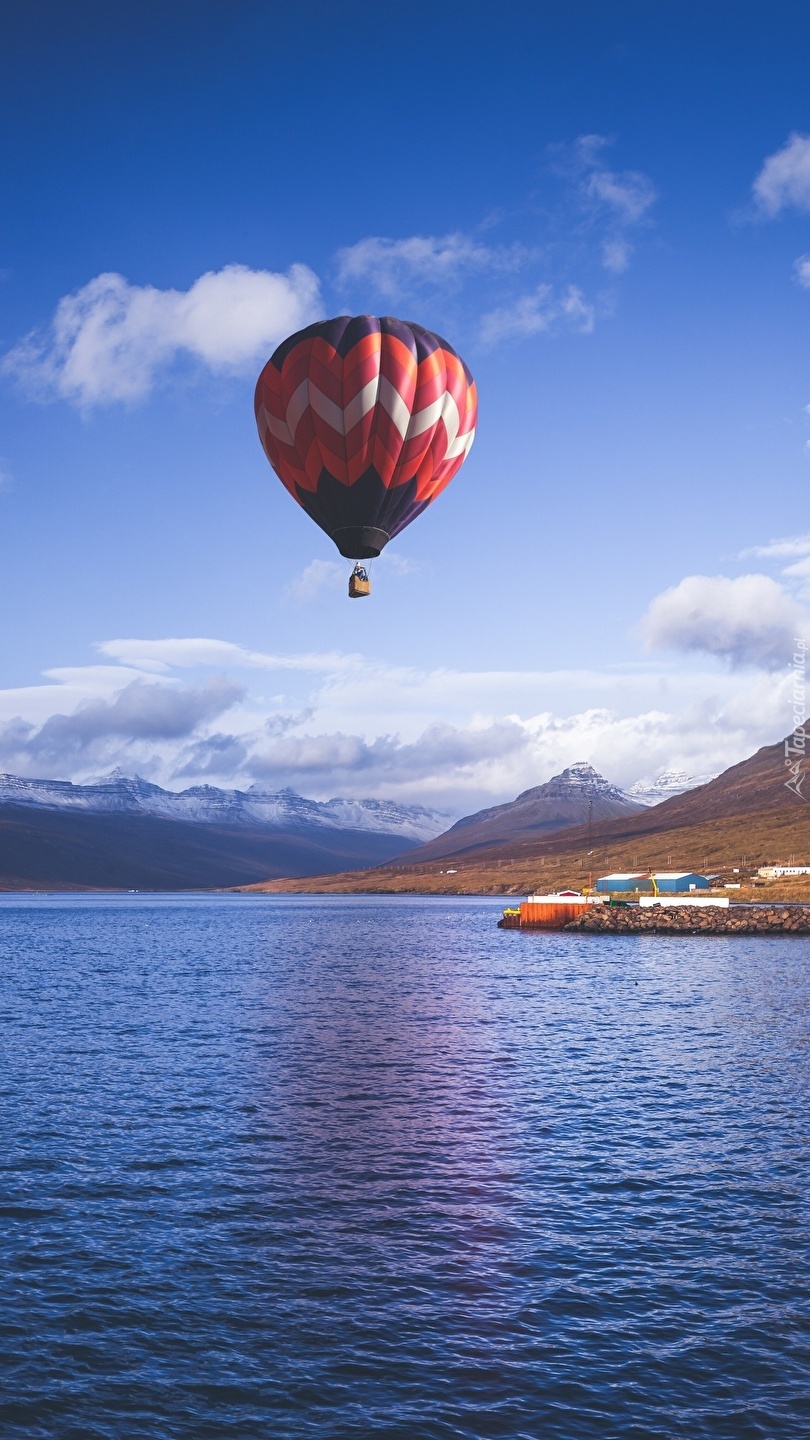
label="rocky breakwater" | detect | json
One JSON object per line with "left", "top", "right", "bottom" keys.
{"left": 565, "top": 904, "right": 810, "bottom": 935}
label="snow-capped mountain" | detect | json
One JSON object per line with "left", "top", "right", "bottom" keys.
{"left": 0, "top": 770, "right": 450, "bottom": 842}
{"left": 626, "top": 769, "right": 717, "bottom": 808}
{"left": 542, "top": 761, "right": 636, "bottom": 805}
{"left": 409, "top": 761, "right": 645, "bottom": 861}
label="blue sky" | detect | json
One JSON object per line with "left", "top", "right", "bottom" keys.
{"left": 1, "top": 0, "right": 810, "bottom": 810}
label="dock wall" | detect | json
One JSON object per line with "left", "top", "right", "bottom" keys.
{"left": 500, "top": 904, "right": 810, "bottom": 935}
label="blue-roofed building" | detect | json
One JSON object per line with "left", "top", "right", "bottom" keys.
{"left": 595, "top": 872, "right": 649, "bottom": 892}
{"left": 595, "top": 871, "right": 710, "bottom": 893}
{"left": 654, "top": 872, "right": 710, "bottom": 892}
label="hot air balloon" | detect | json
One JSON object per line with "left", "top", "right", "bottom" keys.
{"left": 254, "top": 315, "right": 477, "bottom": 597}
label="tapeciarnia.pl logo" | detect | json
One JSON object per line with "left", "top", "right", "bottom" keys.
{"left": 785, "top": 636, "right": 807, "bottom": 798}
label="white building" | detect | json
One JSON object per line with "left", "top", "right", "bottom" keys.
{"left": 758, "top": 865, "right": 810, "bottom": 879}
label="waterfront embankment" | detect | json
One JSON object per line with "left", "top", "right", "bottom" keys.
{"left": 515, "top": 904, "right": 810, "bottom": 935}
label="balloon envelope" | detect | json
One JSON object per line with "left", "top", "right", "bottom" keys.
{"left": 254, "top": 315, "right": 477, "bottom": 558}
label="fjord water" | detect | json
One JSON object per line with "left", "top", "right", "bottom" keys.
{"left": 2, "top": 896, "right": 809, "bottom": 1439}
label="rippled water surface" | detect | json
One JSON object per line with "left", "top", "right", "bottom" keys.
{"left": 2, "top": 894, "right": 810, "bottom": 1438}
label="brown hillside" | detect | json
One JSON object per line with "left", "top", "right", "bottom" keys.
{"left": 238, "top": 726, "right": 810, "bottom": 895}
{"left": 408, "top": 729, "right": 801, "bottom": 865}
{"left": 607, "top": 730, "right": 800, "bottom": 825}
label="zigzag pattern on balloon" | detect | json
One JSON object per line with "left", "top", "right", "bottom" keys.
{"left": 255, "top": 315, "right": 477, "bottom": 557}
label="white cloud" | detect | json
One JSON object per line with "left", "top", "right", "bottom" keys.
{"left": 241, "top": 717, "right": 528, "bottom": 788}
{"left": 335, "top": 232, "right": 527, "bottom": 299}
{"left": 52, "top": 676, "right": 242, "bottom": 741}
{"left": 738, "top": 533, "right": 810, "bottom": 599}
{"left": 795, "top": 254, "right": 810, "bottom": 286}
{"left": 601, "top": 238, "right": 632, "bottom": 274}
{"left": 0, "top": 677, "right": 243, "bottom": 776}
{"left": 783, "top": 556, "right": 810, "bottom": 599}
{"left": 575, "top": 135, "right": 656, "bottom": 221}
{"left": 570, "top": 134, "right": 656, "bottom": 272}
{"left": 740, "top": 533, "right": 810, "bottom": 560}
{"left": 641, "top": 573, "right": 806, "bottom": 670}
{"left": 284, "top": 552, "right": 416, "bottom": 603}
{"left": 377, "top": 550, "right": 416, "bottom": 576}
{"left": 334, "top": 134, "right": 652, "bottom": 342}
{"left": 480, "top": 284, "right": 595, "bottom": 345}
{"left": 2, "top": 263, "right": 321, "bottom": 408}
{"left": 753, "top": 133, "right": 810, "bottom": 216}
{"left": 285, "top": 559, "right": 347, "bottom": 604}
{"left": 96, "top": 637, "right": 357, "bottom": 674}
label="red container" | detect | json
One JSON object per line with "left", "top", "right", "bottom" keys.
{"left": 520, "top": 900, "right": 587, "bottom": 929}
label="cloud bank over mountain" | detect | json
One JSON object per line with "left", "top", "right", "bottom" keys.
{"left": 0, "top": 626, "right": 793, "bottom": 815}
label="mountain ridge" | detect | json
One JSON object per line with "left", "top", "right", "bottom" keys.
{"left": 0, "top": 755, "right": 767, "bottom": 891}
{"left": 240, "top": 725, "right": 810, "bottom": 894}
{"left": 0, "top": 771, "right": 449, "bottom": 842}
{"left": 626, "top": 768, "right": 718, "bottom": 807}
{"left": 409, "top": 761, "right": 645, "bottom": 862}
{"left": 410, "top": 734, "right": 805, "bottom": 867}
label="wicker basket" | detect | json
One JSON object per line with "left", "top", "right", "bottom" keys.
{"left": 349, "top": 572, "right": 371, "bottom": 598}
